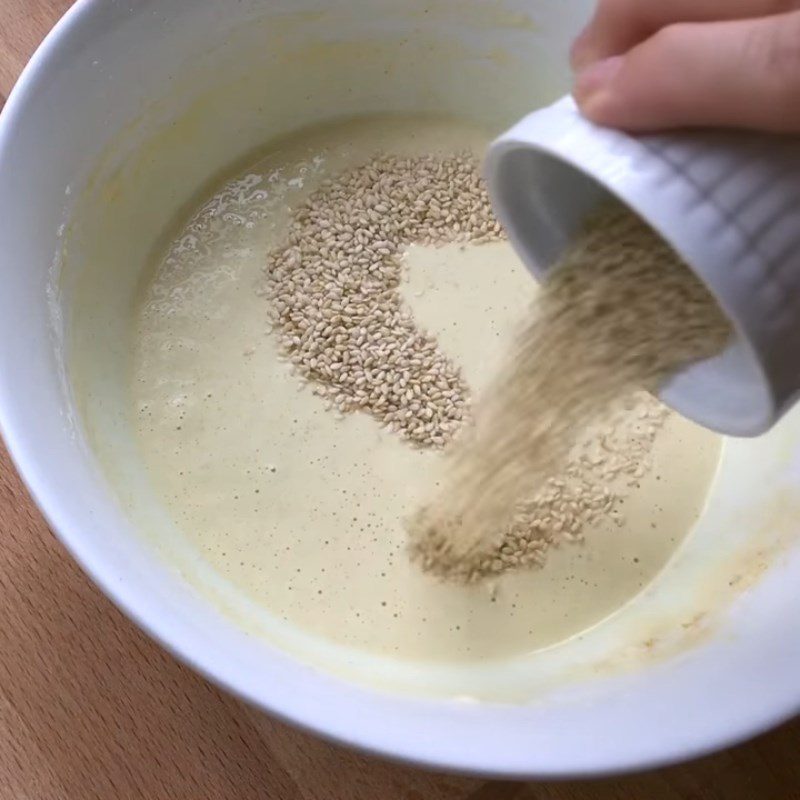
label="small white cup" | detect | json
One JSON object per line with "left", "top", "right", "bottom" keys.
{"left": 486, "top": 96, "right": 800, "bottom": 436}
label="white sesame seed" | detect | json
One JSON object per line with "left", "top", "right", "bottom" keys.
{"left": 408, "top": 202, "right": 729, "bottom": 583}
{"left": 263, "top": 152, "right": 502, "bottom": 448}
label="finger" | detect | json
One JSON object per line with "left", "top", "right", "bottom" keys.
{"left": 571, "top": 0, "right": 798, "bottom": 69}
{"left": 574, "top": 11, "right": 800, "bottom": 133}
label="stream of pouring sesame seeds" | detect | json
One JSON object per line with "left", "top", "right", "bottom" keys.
{"left": 131, "top": 115, "right": 723, "bottom": 660}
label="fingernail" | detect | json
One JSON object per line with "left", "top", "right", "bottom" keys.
{"left": 574, "top": 56, "right": 624, "bottom": 103}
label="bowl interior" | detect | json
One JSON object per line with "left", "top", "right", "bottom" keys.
{"left": 2, "top": 0, "right": 800, "bottom": 776}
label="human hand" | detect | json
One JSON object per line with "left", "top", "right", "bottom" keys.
{"left": 571, "top": 0, "right": 800, "bottom": 132}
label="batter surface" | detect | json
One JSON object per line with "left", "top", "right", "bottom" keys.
{"left": 131, "top": 116, "right": 721, "bottom": 662}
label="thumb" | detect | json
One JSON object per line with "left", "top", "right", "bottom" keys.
{"left": 574, "top": 12, "right": 800, "bottom": 133}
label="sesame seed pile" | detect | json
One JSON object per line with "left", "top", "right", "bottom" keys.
{"left": 415, "top": 392, "right": 669, "bottom": 582}
{"left": 262, "top": 154, "right": 728, "bottom": 583}
{"left": 408, "top": 203, "right": 731, "bottom": 581}
{"left": 263, "top": 153, "right": 502, "bottom": 448}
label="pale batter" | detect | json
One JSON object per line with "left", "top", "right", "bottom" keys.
{"left": 131, "top": 116, "right": 722, "bottom": 662}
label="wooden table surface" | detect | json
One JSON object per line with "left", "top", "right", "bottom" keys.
{"left": 1, "top": 2, "right": 799, "bottom": 798}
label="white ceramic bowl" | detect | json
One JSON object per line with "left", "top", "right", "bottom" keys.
{"left": 1, "top": 0, "right": 800, "bottom": 779}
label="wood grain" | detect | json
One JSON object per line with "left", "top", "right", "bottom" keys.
{"left": 0, "top": 2, "right": 799, "bottom": 798}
